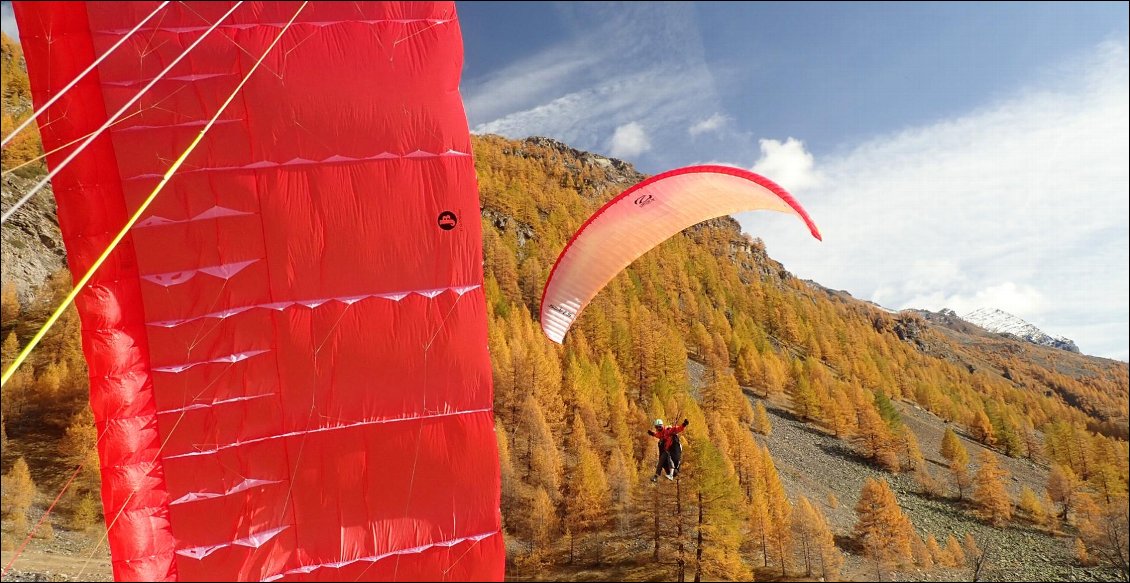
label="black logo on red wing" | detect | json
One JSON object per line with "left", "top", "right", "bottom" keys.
{"left": 437, "top": 211, "right": 458, "bottom": 230}
{"left": 634, "top": 194, "right": 654, "bottom": 207}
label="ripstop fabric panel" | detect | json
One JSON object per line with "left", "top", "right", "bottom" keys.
{"left": 13, "top": 2, "right": 180, "bottom": 579}
{"left": 14, "top": 2, "right": 503, "bottom": 581}
{"left": 540, "top": 165, "right": 822, "bottom": 343}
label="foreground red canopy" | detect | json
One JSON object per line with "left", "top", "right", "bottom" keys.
{"left": 14, "top": 2, "right": 502, "bottom": 580}
{"left": 540, "top": 165, "right": 822, "bottom": 343}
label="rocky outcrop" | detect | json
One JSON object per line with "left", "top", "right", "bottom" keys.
{"left": 520, "top": 136, "right": 642, "bottom": 186}
{"left": 481, "top": 206, "right": 536, "bottom": 248}
{"left": 1, "top": 173, "right": 66, "bottom": 303}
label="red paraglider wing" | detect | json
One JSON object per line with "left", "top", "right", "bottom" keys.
{"left": 540, "top": 165, "right": 821, "bottom": 343}
{"left": 14, "top": 2, "right": 502, "bottom": 581}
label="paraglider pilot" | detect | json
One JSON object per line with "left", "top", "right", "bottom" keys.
{"left": 648, "top": 418, "right": 689, "bottom": 482}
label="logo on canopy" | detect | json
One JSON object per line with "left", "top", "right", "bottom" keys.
{"left": 437, "top": 211, "right": 458, "bottom": 230}
{"left": 634, "top": 194, "right": 654, "bottom": 207}
{"left": 548, "top": 304, "right": 575, "bottom": 318}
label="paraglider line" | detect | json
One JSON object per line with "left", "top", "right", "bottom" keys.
{"left": 0, "top": 2, "right": 171, "bottom": 148}
{"left": 357, "top": 288, "right": 468, "bottom": 582}
{"left": 76, "top": 361, "right": 235, "bottom": 578}
{"left": 268, "top": 288, "right": 362, "bottom": 562}
{"left": 183, "top": 279, "right": 237, "bottom": 355}
{"left": 441, "top": 536, "right": 486, "bottom": 579}
{"left": 392, "top": 17, "right": 453, "bottom": 46}
{"left": 0, "top": 0, "right": 306, "bottom": 390}
{"left": 0, "top": 439, "right": 105, "bottom": 578}
{"left": 1, "top": 84, "right": 194, "bottom": 177}
{"left": 176, "top": 1, "right": 285, "bottom": 80}
{"left": 72, "top": 4, "right": 310, "bottom": 576}
{"left": 275, "top": 301, "right": 355, "bottom": 526}
{"left": 136, "top": 7, "right": 173, "bottom": 60}
{"left": 0, "top": 1, "right": 244, "bottom": 225}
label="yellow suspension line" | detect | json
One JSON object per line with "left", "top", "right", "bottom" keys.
{"left": 1, "top": 2, "right": 310, "bottom": 389}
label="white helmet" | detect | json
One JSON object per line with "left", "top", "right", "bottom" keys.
{"left": 654, "top": 419, "right": 664, "bottom": 427}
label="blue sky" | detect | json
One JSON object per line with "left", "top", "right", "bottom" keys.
{"left": 458, "top": 1, "right": 1129, "bottom": 361}
{"left": 3, "top": 2, "right": 1127, "bottom": 360}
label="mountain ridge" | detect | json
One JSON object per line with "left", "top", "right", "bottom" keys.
{"left": 960, "top": 307, "right": 1081, "bottom": 354}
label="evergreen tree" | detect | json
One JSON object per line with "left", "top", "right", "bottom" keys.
{"left": 873, "top": 390, "right": 902, "bottom": 430}
{"left": 520, "top": 396, "right": 563, "bottom": 499}
{"left": 972, "top": 450, "right": 1012, "bottom": 525}
{"left": 759, "top": 445, "right": 792, "bottom": 576}
{"left": 751, "top": 400, "right": 772, "bottom": 436}
{"left": 2, "top": 457, "right": 37, "bottom": 535}
{"left": 948, "top": 440, "right": 972, "bottom": 500}
{"left": 790, "top": 495, "right": 842, "bottom": 580}
{"left": 941, "top": 426, "right": 962, "bottom": 463}
{"left": 910, "top": 531, "right": 935, "bottom": 569}
{"left": 898, "top": 426, "right": 926, "bottom": 472}
{"left": 787, "top": 372, "right": 820, "bottom": 421}
{"left": 945, "top": 534, "right": 966, "bottom": 567}
{"left": 853, "top": 478, "right": 914, "bottom": 581}
{"left": 988, "top": 407, "right": 1021, "bottom": 457}
{"left": 925, "top": 534, "right": 947, "bottom": 566}
{"left": 1047, "top": 464, "right": 1084, "bottom": 520}
{"left": 853, "top": 399, "right": 898, "bottom": 471}
{"left": 686, "top": 437, "right": 750, "bottom": 581}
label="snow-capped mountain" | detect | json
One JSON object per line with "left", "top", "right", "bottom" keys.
{"left": 961, "top": 308, "right": 1080, "bottom": 353}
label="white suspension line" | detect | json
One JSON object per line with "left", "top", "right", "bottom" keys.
{"left": 0, "top": 1, "right": 172, "bottom": 148}
{"left": 0, "top": 1, "right": 245, "bottom": 225}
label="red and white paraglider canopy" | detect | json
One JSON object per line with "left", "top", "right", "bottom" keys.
{"left": 540, "top": 165, "right": 822, "bottom": 343}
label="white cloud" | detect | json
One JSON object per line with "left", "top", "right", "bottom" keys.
{"left": 1, "top": 1, "right": 17, "bottom": 40}
{"left": 750, "top": 138, "right": 822, "bottom": 192}
{"left": 465, "top": 3, "right": 733, "bottom": 166}
{"left": 607, "top": 121, "right": 651, "bottom": 159}
{"left": 739, "top": 42, "right": 1129, "bottom": 360}
{"left": 463, "top": 49, "right": 599, "bottom": 127}
{"left": 689, "top": 113, "right": 729, "bottom": 137}
{"left": 901, "top": 282, "right": 1049, "bottom": 321}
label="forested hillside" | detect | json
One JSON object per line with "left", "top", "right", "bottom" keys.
{"left": 468, "top": 135, "right": 1128, "bottom": 581}
{"left": 1, "top": 107, "right": 1127, "bottom": 581}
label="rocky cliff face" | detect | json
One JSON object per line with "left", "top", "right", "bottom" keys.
{"left": 1, "top": 173, "right": 65, "bottom": 303}
{"left": 518, "top": 136, "right": 643, "bottom": 190}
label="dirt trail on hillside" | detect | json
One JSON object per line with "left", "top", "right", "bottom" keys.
{"left": 0, "top": 547, "right": 111, "bottom": 582}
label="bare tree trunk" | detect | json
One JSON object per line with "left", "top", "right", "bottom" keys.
{"left": 694, "top": 492, "right": 704, "bottom": 583}
{"left": 653, "top": 483, "right": 660, "bottom": 562}
{"left": 802, "top": 536, "right": 812, "bottom": 576}
{"left": 677, "top": 477, "right": 685, "bottom": 582}
{"left": 761, "top": 520, "right": 769, "bottom": 567}
{"left": 779, "top": 534, "right": 787, "bottom": 577}
{"left": 524, "top": 433, "right": 531, "bottom": 479}
{"left": 971, "top": 547, "right": 990, "bottom": 582}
